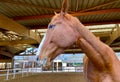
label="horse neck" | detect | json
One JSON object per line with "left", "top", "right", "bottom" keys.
{"left": 75, "top": 21, "right": 105, "bottom": 53}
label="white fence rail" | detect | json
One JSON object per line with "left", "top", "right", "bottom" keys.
{"left": 0, "top": 68, "right": 40, "bottom": 81}
{"left": 0, "top": 67, "right": 83, "bottom": 81}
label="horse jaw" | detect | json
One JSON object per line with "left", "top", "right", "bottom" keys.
{"left": 38, "top": 41, "right": 58, "bottom": 66}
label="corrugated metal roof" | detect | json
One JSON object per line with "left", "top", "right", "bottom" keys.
{"left": 0, "top": 0, "right": 120, "bottom": 25}
{"left": 78, "top": 12, "right": 120, "bottom": 22}
{"left": 0, "top": 0, "right": 120, "bottom": 55}
{"left": 17, "top": 18, "right": 50, "bottom": 27}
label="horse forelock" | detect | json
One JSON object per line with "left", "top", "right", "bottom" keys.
{"left": 51, "top": 13, "right": 72, "bottom": 23}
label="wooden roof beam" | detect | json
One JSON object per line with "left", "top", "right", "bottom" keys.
{"left": 0, "top": 14, "right": 41, "bottom": 43}
{"left": 0, "top": 39, "right": 38, "bottom": 46}
{"left": 28, "top": 20, "right": 120, "bottom": 29}
{"left": 76, "top": 0, "right": 119, "bottom": 12}
{"left": 0, "top": 59, "right": 12, "bottom": 62}
{"left": 72, "top": 8, "right": 120, "bottom": 17}
{"left": 94, "top": 32, "right": 110, "bottom": 37}
{"left": 64, "top": 46, "right": 120, "bottom": 53}
{"left": 13, "top": 8, "right": 120, "bottom": 21}
{"left": 84, "top": 20, "right": 120, "bottom": 26}
{"left": 0, "top": 50, "right": 13, "bottom": 58}
{"left": 106, "top": 24, "right": 120, "bottom": 45}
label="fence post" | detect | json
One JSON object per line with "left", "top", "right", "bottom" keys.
{"left": 26, "top": 68, "right": 29, "bottom": 76}
{"left": 36, "top": 67, "right": 37, "bottom": 73}
{"left": 12, "top": 69, "right": 16, "bottom": 79}
{"left": 6, "top": 69, "right": 9, "bottom": 80}
{"left": 31, "top": 68, "right": 34, "bottom": 75}
{"left": 22, "top": 68, "right": 24, "bottom": 77}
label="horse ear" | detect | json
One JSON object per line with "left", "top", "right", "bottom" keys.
{"left": 61, "top": 0, "right": 68, "bottom": 15}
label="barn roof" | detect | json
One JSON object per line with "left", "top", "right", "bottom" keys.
{"left": 0, "top": 0, "right": 120, "bottom": 57}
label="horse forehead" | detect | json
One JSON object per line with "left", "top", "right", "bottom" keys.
{"left": 51, "top": 14, "right": 69, "bottom": 23}
{"left": 50, "top": 14, "right": 74, "bottom": 29}
{"left": 51, "top": 14, "right": 61, "bottom": 21}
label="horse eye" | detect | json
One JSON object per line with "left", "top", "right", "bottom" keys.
{"left": 48, "top": 25, "right": 55, "bottom": 29}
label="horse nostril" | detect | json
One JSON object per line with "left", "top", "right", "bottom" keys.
{"left": 50, "top": 41, "right": 53, "bottom": 43}
{"left": 42, "top": 58, "right": 48, "bottom": 67}
{"left": 36, "top": 57, "right": 39, "bottom": 61}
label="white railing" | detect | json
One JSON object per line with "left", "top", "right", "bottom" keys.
{"left": 0, "top": 68, "right": 42, "bottom": 81}
{"left": 0, "top": 67, "right": 83, "bottom": 81}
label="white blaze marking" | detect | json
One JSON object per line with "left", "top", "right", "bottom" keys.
{"left": 36, "top": 34, "right": 46, "bottom": 56}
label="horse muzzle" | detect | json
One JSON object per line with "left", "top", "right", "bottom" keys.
{"left": 36, "top": 57, "right": 48, "bottom": 67}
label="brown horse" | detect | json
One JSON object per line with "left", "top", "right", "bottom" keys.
{"left": 38, "top": 0, "right": 120, "bottom": 81}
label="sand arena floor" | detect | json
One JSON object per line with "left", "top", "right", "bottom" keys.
{"left": 2, "top": 72, "right": 85, "bottom": 82}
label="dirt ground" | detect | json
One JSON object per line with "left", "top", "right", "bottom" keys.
{"left": 2, "top": 72, "right": 85, "bottom": 82}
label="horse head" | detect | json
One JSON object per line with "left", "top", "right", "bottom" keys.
{"left": 38, "top": 0, "right": 81, "bottom": 67}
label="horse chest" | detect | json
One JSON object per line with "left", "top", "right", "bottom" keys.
{"left": 86, "top": 75, "right": 113, "bottom": 82}
{"left": 85, "top": 60, "right": 114, "bottom": 82}
{"left": 86, "top": 69, "right": 113, "bottom": 82}
{"left": 100, "top": 74, "right": 113, "bottom": 82}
